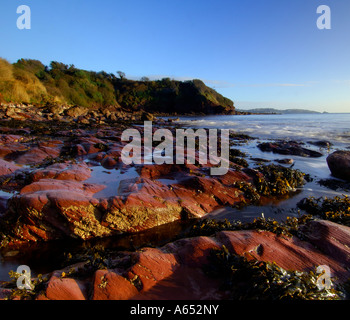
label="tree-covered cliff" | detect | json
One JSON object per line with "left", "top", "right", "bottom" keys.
{"left": 0, "top": 58, "right": 235, "bottom": 115}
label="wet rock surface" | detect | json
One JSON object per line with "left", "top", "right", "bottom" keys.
{"left": 1, "top": 219, "right": 350, "bottom": 300}
{"left": 327, "top": 150, "right": 350, "bottom": 181}
{"left": 0, "top": 108, "right": 349, "bottom": 300}
{"left": 258, "top": 141, "right": 323, "bottom": 158}
{"left": 0, "top": 116, "right": 308, "bottom": 245}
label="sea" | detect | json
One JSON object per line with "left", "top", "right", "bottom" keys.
{"left": 176, "top": 113, "right": 350, "bottom": 147}
{"left": 0, "top": 113, "right": 349, "bottom": 281}
{"left": 175, "top": 113, "right": 350, "bottom": 221}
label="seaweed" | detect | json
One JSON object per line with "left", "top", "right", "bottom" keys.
{"left": 204, "top": 245, "right": 343, "bottom": 300}
{"left": 230, "top": 148, "right": 247, "bottom": 158}
{"left": 2, "top": 271, "right": 49, "bottom": 300}
{"left": 187, "top": 215, "right": 314, "bottom": 239}
{"left": 233, "top": 164, "right": 305, "bottom": 205}
{"left": 229, "top": 131, "right": 256, "bottom": 141}
{"left": 298, "top": 195, "right": 350, "bottom": 227}
{"left": 233, "top": 181, "right": 261, "bottom": 203}
{"left": 254, "top": 164, "right": 305, "bottom": 196}
{"left": 230, "top": 157, "right": 249, "bottom": 168}
{"left": 94, "top": 142, "right": 110, "bottom": 152}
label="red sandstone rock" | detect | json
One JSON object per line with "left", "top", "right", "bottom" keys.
{"left": 92, "top": 269, "right": 139, "bottom": 300}
{"left": 300, "top": 219, "right": 350, "bottom": 273}
{"left": 216, "top": 230, "right": 349, "bottom": 282}
{"left": 0, "top": 134, "right": 24, "bottom": 144}
{"left": 14, "top": 146, "right": 61, "bottom": 165}
{"left": 101, "top": 156, "right": 118, "bottom": 169}
{"left": 30, "top": 220, "right": 350, "bottom": 300}
{"left": 102, "top": 221, "right": 350, "bottom": 299}
{"left": 6, "top": 165, "right": 249, "bottom": 242}
{"left": 0, "top": 143, "right": 27, "bottom": 158}
{"left": 31, "top": 162, "right": 91, "bottom": 182}
{"left": 8, "top": 180, "right": 107, "bottom": 241}
{"left": 45, "top": 274, "right": 88, "bottom": 300}
{"left": 0, "top": 159, "right": 21, "bottom": 176}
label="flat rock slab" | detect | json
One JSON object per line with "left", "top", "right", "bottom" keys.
{"left": 5, "top": 164, "right": 252, "bottom": 243}
{"left": 31, "top": 162, "right": 91, "bottom": 182}
{"left": 29, "top": 219, "right": 350, "bottom": 300}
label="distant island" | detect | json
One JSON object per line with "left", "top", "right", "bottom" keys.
{"left": 0, "top": 58, "right": 236, "bottom": 116}
{"left": 237, "top": 108, "right": 321, "bottom": 114}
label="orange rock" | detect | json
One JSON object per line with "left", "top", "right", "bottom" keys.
{"left": 92, "top": 270, "right": 139, "bottom": 300}
{"left": 129, "top": 248, "right": 178, "bottom": 292}
{"left": 217, "top": 229, "right": 349, "bottom": 282}
{"left": 45, "top": 275, "right": 88, "bottom": 300}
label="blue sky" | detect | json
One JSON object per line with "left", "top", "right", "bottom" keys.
{"left": 0, "top": 0, "right": 349, "bottom": 112}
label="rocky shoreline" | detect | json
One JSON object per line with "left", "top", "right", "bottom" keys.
{"left": 0, "top": 102, "right": 350, "bottom": 300}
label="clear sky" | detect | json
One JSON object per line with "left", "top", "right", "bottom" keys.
{"left": 0, "top": 0, "right": 349, "bottom": 112}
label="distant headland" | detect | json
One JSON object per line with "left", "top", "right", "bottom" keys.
{"left": 236, "top": 108, "right": 323, "bottom": 114}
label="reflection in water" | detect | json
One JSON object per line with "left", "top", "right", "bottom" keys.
{"left": 84, "top": 165, "right": 140, "bottom": 198}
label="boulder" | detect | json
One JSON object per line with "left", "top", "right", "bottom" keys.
{"left": 65, "top": 106, "right": 89, "bottom": 118}
{"left": 101, "top": 156, "right": 118, "bottom": 169}
{"left": 326, "top": 150, "right": 350, "bottom": 181}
